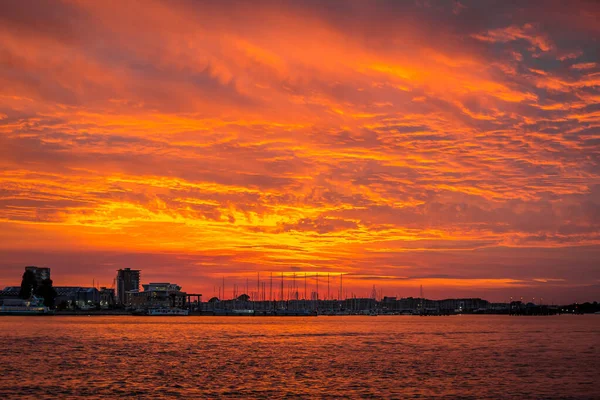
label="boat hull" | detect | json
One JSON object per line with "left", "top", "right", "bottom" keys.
{"left": 0, "top": 310, "right": 54, "bottom": 316}
{"left": 145, "top": 308, "right": 189, "bottom": 316}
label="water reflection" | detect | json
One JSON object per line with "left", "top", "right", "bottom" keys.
{"left": 0, "top": 316, "right": 598, "bottom": 398}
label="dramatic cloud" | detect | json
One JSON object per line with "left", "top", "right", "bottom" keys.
{"left": 0, "top": 0, "right": 598, "bottom": 301}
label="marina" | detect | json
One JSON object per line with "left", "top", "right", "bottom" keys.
{"left": 2, "top": 266, "right": 598, "bottom": 318}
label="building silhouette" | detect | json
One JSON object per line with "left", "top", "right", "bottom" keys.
{"left": 116, "top": 268, "right": 140, "bottom": 305}
{"left": 129, "top": 283, "right": 186, "bottom": 310}
{"left": 99, "top": 287, "right": 116, "bottom": 308}
{"left": 25, "top": 266, "right": 51, "bottom": 286}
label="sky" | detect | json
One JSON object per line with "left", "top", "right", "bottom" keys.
{"left": 0, "top": 0, "right": 599, "bottom": 303}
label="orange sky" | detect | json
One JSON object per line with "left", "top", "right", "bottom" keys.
{"left": 1, "top": 0, "right": 599, "bottom": 302}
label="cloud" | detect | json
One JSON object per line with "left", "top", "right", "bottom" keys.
{"left": 471, "top": 24, "right": 553, "bottom": 52}
{"left": 0, "top": 0, "right": 598, "bottom": 302}
{"left": 571, "top": 62, "right": 597, "bottom": 70}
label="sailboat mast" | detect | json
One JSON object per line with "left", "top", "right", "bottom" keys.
{"left": 304, "top": 273, "right": 307, "bottom": 300}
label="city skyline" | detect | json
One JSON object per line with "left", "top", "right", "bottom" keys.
{"left": 4, "top": 265, "right": 589, "bottom": 311}
{"left": 1, "top": 1, "right": 599, "bottom": 303}
{"left": 1, "top": 262, "right": 596, "bottom": 304}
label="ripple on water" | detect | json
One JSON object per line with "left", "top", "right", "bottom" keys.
{"left": 0, "top": 315, "right": 598, "bottom": 399}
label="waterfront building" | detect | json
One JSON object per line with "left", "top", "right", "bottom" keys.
{"left": 0, "top": 286, "right": 20, "bottom": 304}
{"left": 116, "top": 268, "right": 140, "bottom": 305}
{"left": 25, "top": 266, "right": 51, "bottom": 286}
{"left": 2, "top": 284, "right": 100, "bottom": 310}
{"left": 437, "top": 298, "right": 489, "bottom": 313}
{"left": 99, "top": 287, "right": 116, "bottom": 308}
{"left": 55, "top": 286, "right": 100, "bottom": 309}
{"left": 380, "top": 296, "right": 399, "bottom": 312}
{"left": 129, "top": 282, "right": 187, "bottom": 310}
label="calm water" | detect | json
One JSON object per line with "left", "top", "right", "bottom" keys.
{"left": 0, "top": 315, "right": 599, "bottom": 399}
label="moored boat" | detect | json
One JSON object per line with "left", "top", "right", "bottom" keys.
{"left": 146, "top": 308, "right": 189, "bottom": 316}
{"left": 0, "top": 296, "right": 54, "bottom": 315}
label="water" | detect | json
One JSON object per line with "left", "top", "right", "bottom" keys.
{"left": 0, "top": 315, "right": 598, "bottom": 399}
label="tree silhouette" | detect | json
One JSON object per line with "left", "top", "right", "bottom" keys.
{"left": 237, "top": 293, "right": 250, "bottom": 302}
{"left": 19, "top": 270, "right": 37, "bottom": 299}
{"left": 36, "top": 278, "right": 57, "bottom": 308}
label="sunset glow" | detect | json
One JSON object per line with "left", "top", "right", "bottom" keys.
{"left": 1, "top": 1, "right": 598, "bottom": 301}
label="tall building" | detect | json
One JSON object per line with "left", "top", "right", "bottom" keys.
{"left": 25, "top": 266, "right": 51, "bottom": 286}
{"left": 116, "top": 268, "right": 140, "bottom": 305}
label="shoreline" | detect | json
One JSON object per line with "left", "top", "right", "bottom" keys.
{"left": 1, "top": 311, "right": 594, "bottom": 317}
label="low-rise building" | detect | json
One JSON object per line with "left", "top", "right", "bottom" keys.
{"left": 438, "top": 298, "right": 489, "bottom": 313}
{"left": 0, "top": 287, "right": 20, "bottom": 304}
{"left": 129, "top": 282, "right": 187, "bottom": 310}
{"left": 99, "top": 287, "right": 116, "bottom": 308}
{"left": 54, "top": 287, "right": 100, "bottom": 309}
{"left": 3, "top": 285, "right": 101, "bottom": 309}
